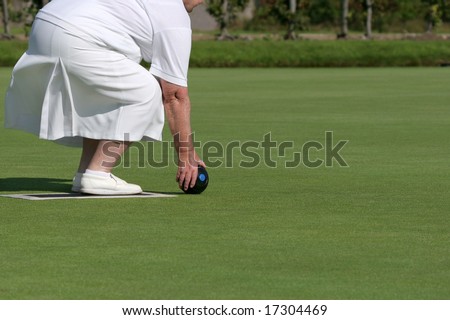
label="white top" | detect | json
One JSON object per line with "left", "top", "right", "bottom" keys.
{"left": 36, "top": 0, "right": 192, "bottom": 87}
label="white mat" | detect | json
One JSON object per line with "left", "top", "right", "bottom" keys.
{"left": 0, "top": 192, "right": 176, "bottom": 200}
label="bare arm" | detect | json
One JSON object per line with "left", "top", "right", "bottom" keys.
{"left": 159, "top": 79, "right": 204, "bottom": 191}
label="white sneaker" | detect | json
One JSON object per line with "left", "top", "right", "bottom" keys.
{"left": 72, "top": 172, "right": 83, "bottom": 193}
{"left": 73, "top": 173, "right": 142, "bottom": 195}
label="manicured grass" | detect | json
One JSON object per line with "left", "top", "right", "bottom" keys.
{"left": 0, "top": 67, "right": 449, "bottom": 299}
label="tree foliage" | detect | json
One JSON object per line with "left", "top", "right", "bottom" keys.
{"left": 205, "top": 0, "right": 249, "bottom": 39}
{"left": 2, "top": 0, "right": 450, "bottom": 41}
{"left": 248, "top": 0, "right": 450, "bottom": 34}
{"left": 266, "top": 0, "right": 304, "bottom": 39}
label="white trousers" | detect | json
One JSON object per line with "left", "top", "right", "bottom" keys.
{"left": 5, "top": 19, "right": 164, "bottom": 147}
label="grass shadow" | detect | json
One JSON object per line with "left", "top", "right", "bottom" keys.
{"left": 0, "top": 178, "right": 187, "bottom": 195}
{"left": 0, "top": 177, "right": 72, "bottom": 193}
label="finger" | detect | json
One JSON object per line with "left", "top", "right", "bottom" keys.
{"left": 198, "top": 159, "right": 206, "bottom": 168}
{"left": 178, "top": 169, "right": 186, "bottom": 188}
{"left": 183, "top": 171, "right": 192, "bottom": 190}
{"left": 190, "top": 168, "right": 198, "bottom": 188}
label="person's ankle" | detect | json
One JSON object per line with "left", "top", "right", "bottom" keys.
{"left": 85, "top": 169, "right": 110, "bottom": 177}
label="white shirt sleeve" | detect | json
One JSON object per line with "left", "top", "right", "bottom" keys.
{"left": 146, "top": 0, "right": 192, "bottom": 87}
{"left": 150, "top": 28, "right": 192, "bottom": 87}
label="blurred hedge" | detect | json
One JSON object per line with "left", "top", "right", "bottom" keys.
{"left": 0, "top": 41, "right": 28, "bottom": 66}
{"left": 1, "top": 39, "right": 450, "bottom": 67}
{"left": 190, "top": 40, "right": 450, "bottom": 67}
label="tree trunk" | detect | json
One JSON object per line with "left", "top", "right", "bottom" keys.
{"left": 285, "top": 0, "right": 297, "bottom": 40}
{"left": 338, "top": 0, "right": 349, "bottom": 39}
{"left": 2, "top": 0, "right": 11, "bottom": 37}
{"left": 427, "top": 20, "right": 433, "bottom": 33}
{"left": 365, "top": 0, "right": 373, "bottom": 39}
{"left": 218, "top": 0, "right": 233, "bottom": 40}
{"left": 289, "top": 0, "right": 296, "bottom": 10}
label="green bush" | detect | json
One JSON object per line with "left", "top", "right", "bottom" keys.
{"left": 190, "top": 39, "right": 450, "bottom": 67}
{"left": 1, "top": 38, "right": 450, "bottom": 68}
{"left": 0, "top": 40, "right": 27, "bottom": 66}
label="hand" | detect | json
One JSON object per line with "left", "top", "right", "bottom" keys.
{"left": 176, "top": 151, "right": 206, "bottom": 191}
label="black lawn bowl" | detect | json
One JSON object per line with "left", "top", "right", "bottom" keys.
{"left": 184, "top": 166, "right": 209, "bottom": 194}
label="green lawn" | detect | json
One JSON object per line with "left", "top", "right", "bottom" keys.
{"left": 0, "top": 67, "right": 449, "bottom": 299}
